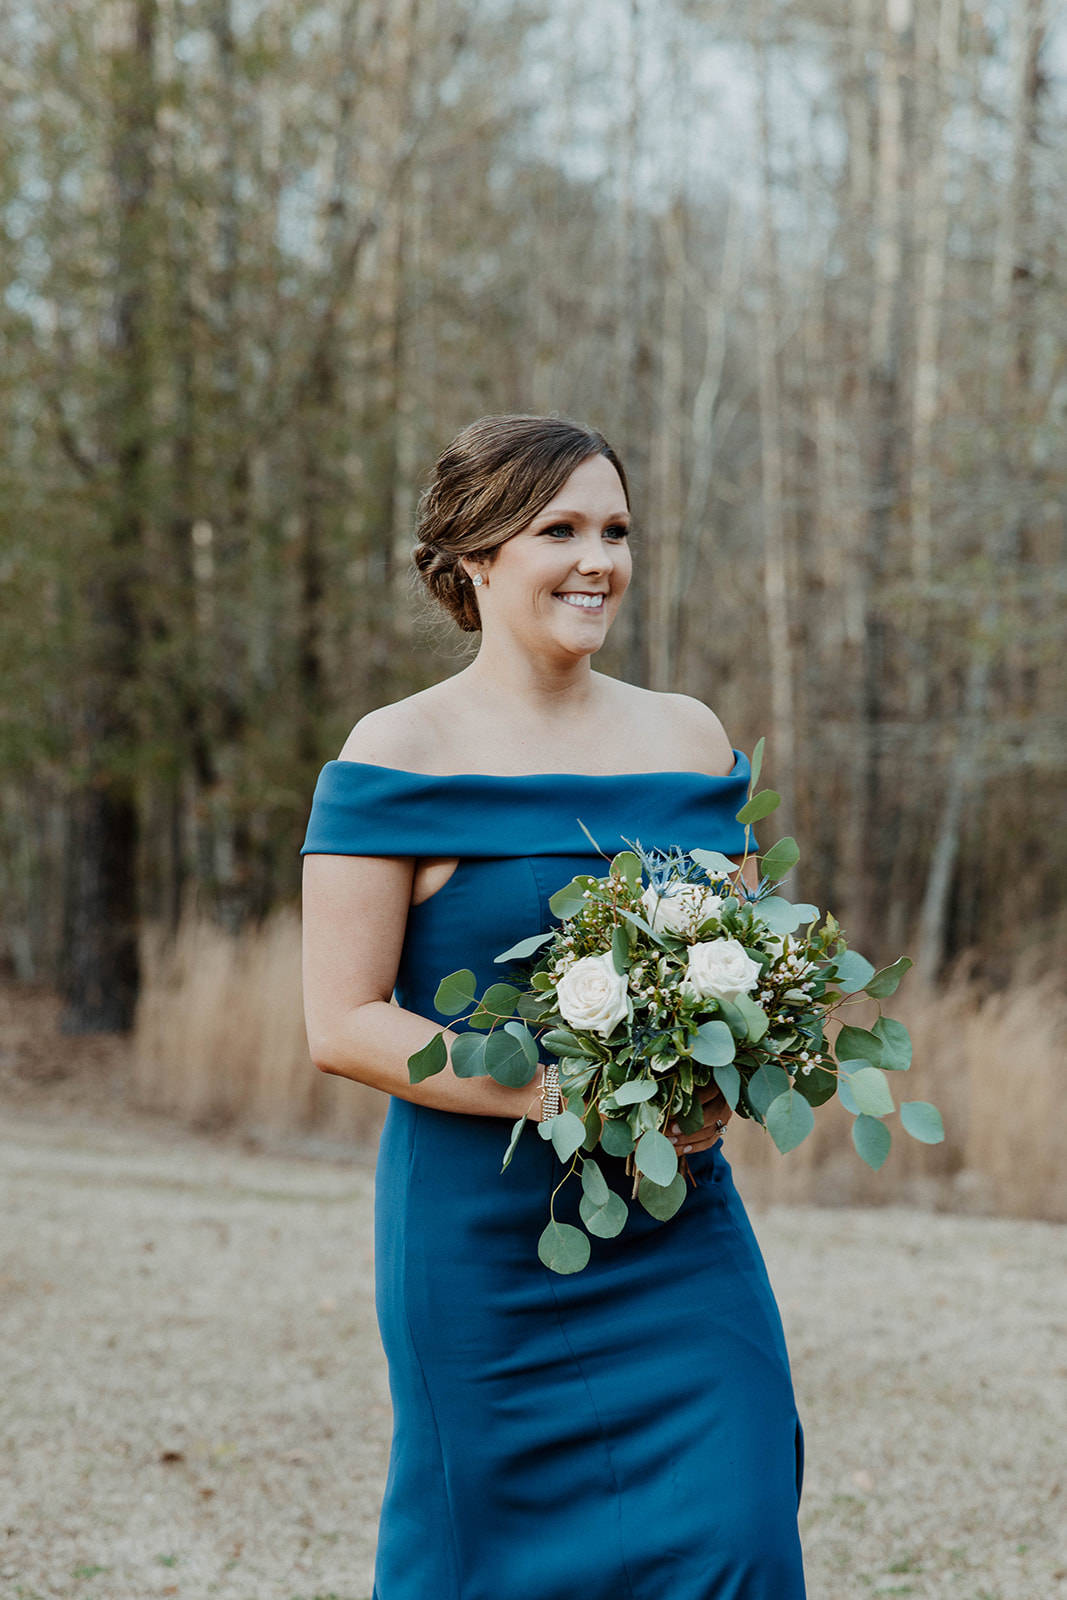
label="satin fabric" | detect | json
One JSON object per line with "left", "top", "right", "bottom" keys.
{"left": 302, "top": 756, "right": 806, "bottom": 1600}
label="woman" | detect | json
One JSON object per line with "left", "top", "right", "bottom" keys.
{"left": 301, "top": 414, "right": 806, "bottom": 1600}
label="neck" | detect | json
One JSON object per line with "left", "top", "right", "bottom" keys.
{"left": 461, "top": 633, "right": 599, "bottom": 720}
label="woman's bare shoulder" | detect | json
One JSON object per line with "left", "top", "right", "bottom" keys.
{"left": 601, "top": 680, "right": 736, "bottom": 776}
{"left": 337, "top": 684, "right": 455, "bottom": 772}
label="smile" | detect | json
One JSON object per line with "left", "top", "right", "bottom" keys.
{"left": 555, "top": 593, "right": 606, "bottom": 610}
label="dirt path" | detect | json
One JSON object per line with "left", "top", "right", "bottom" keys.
{"left": 2, "top": 1104, "right": 1065, "bottom": 1600}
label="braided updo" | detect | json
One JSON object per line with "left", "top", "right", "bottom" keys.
{"left": 412, "top": 414, "right": 629, "bottom": 632}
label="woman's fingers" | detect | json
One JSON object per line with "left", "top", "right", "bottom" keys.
{"left": 668, "top": 1085, "right": 732, "bottom": 1151}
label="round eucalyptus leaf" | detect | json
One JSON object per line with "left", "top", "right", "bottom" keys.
{"left": 864, "top": 955, "right": 913, "bottom": 999}
{"left": 749, "top": 736, "right": 765, "bottom": 792}
{"left": 737, "top": 788, "right": 781, "bottom": 825}
{"left": 691, "top": 1020, "right": 736, "bottom": 1068}
{"left": 450, "top": 1032, "right": 489, "bottom": 1078}
{"left": 759, "top": 835, "right": 801, "bottom": 881}
{"left": 845, "top": 1065, "right": 895, "bottom": 1117}
{"left": 835, "top": 1024, "right": 884, "bottom": 1067}
{"left": 873, "top": 1016, "right": 912, "bottom": 1071}
{"left": 580, "top": 1157, "right": 610, "bottom": 1206}
{"left": 610, "top": 850, "right": 643, "bottom": 887}
{"left": 690, "top": 847, "right": 738, "bottom": 879}
{"left": 610, "top": 923, "right": 630, "bottom": 975}
{"left": 635, "top": 1128, "right": 678, "bottom": 1188}
{"left": 712, "top": 1061, "right": 742, "bottom": 1111}
{"left": 765, "top": 1088, "right": 815, "bottom": 1154}
{"left": 538, "top": 1221, "right": 591, "bottom": 1275}
{"left": 852, "top": 1113, "right": 892, "bottom": 1169}
{"left": 485, "top": 1028, "right": 538, "bottom": 1087}
{"left": 612, "top": 1078, "right": 658, "bottom": 1105}
{"left": 548, "top": 880, "right": 589, "bottom": 918}
{"left": 433, "top": 969, "right": 477, "bottom": 1017}
{"left": 746, "top": 1062, "right": 792, "bottom": 1119}
{"left": 830, "top": 949, "right": 876, "bottom": 994}
{"left": 580, "top": 1189, "right": 629, "bottom": 1238}
{"left": 836, "top": 1071, "right": 860, "bottom": 1116}
{"left": 599, "top": 1117, "right": 635, "bottom": 1158}
{"left": 900, "top": 1100, "right": 945, "bottom": 1145}
{"left": 500, "top": 1114, "right": 527, "bottom": 1172}
{"left": 407, "top": 1031, "right": 448, "bottom": 1085}
{"left": 503, "top": 1019, "right": 540, "bottom": 1066}
{"left": 548, "top": 1110, "right": 587, "bottom": 1163}
{"left": 793, "top": 1064, "right": 837, "bottom": 1107}
{"left": 732, "top": 993, "right": 769, "bottom": 1043}
{"left": 638, "top": 1171, "right": 687, "bottom": 1222}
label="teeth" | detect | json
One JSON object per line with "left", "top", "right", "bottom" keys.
{"left": 557, "top": 593, "right": 604, "bottom": 609}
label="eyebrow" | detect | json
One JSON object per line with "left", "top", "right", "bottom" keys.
{"left": 532, "top": 508, "right": 631, "bottom": 523}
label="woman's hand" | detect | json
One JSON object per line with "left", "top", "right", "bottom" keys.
{"left": 667, "top": 1083, "right": 732, "bottom": 1155}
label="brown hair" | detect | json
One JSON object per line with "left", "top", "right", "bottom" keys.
{"left": 412, "top": 414, "right": 630, "bottom": 632}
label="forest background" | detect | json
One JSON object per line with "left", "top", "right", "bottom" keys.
{"left": 1, "top": 0, "right": 1065, "bottom": 1214}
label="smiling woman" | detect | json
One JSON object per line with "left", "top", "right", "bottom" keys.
{"left": 301, "top": 414, "right": 806, "bottom": 1599}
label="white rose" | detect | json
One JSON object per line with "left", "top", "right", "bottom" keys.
{"left": 555, "top": 951, "right": 630, "bottom": 1037}
{"left": 641, "top": 882, "right": 723, "bottom": 936}
{"left": 683, "top": 938, "right": 763, "bottom": 1005}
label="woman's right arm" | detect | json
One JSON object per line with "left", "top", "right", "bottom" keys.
{"left": 302, "top": 851, "right": 542, "bottom": 1120}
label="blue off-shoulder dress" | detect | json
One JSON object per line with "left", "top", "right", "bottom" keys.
{"left": 302, "top": 755, "right": 806, "bottom": 1600}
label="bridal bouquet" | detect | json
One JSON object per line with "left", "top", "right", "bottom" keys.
{"left": 407, "top": 740, "right": 944, "bottom": 1274}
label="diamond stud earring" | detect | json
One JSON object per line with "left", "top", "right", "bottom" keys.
{"left": 473, "top": 574, "right": 484, "bottom": 587}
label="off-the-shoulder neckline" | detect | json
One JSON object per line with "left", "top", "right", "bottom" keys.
{"left": 326, "top": 753, "right": 746, "bottom": 782}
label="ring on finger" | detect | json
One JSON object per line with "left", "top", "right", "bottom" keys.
{"left": 715, "top": 1119, "right": 727, "bottom": 1135}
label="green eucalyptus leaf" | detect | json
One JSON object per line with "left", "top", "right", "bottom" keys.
{"left": 468, "top": 982, "right": 521, "bottom": 1029}
{"left": 582, "top": 1101, "right": 602, "bottom": 1151}
{"left": 746, "top": 1062, "right": 792, "bottom": 1119}
{"left": 865, "top": 956, "right": 913, "bottom": 999}
{"left": 737, "top": 789, "right": 781, "bottom": 825}
{"left": 549, "top": 879, "right": 590, "bottom": 918}
{"left": 434, "top": 969, "right": 478, "bottom": 1017}
{"left": 837, "top": 1072, "right": 860, "bottom": 1115}
{"left": 599, "top": 1117, "right": 635, "bottom": 1158}
{"left": 691, "top": 1020, "right": 736, "bottom": 1067}
{"left": 610, "top": 850, "right": 643, "bottom": 886}
{"left": 503, "top": 1019, "right": 540, "bottom": 1067}
{"left": 732, "top": 993, "right": 769, "bottom": 1043}
{"left": 548, "top": 1110, "right": 587, "bottom": 1162}
{"left": 611, "top": 924, "right": 630, "bottom": 975}
{"left": 759, "top": 836, "right": 800, "bottom": 882}
{"left": 765, "top": 1088, "right": 815, "bottom": 1154}
{"left": 638, "top": 1171, "right": 687, "bottom": 1221}
{"left": 635, "top": 1128, "right": 678, "bottom": 1187}
{"left": 830, "top": 949, "right": 876, "bottom": 994}
{"left": 676, "top": 1094, "right": 708, "bottom": 1133}
{"left": 407, "top": 1031, "right": 448, "bottom": 1085}
{"left": 581, "top": 1158, "right": 610, "bottom": 1205}
{"left": 835, "top": 1025, "right": 884, "bottom": 1068}
{"left": 755, "top": 897, "right": 818, "bottom": 937}
{"left": 494, "top": 931, "right": 553, "bottom": 965}
{"left": 538, "top": 1221, "right": 591, "bottom": 1275}
{"left": 541, "top": 1028, "right": 598, "bottom": 1059}
{"left": 450, "top": 1032, "right": 489, "bottom": 1078}
{"left": 580, "top": 1188, "right": 629, "bottom": 1238}
{"left": 713, "top": 1062, "right": 742, "bottom": 1110}
{"left": 690, "top": 848, "right": 739, "bottom": 880}
{"left": 485, "top": 1027, "right": 539, "bottom": 1088}
{"left": 500, "top": 1114, "right": 527, "bottom": 1171}
{"left": 749, "top": 736, "right": 765, "bottom": 793}
{"left": 612, "top": 1078, "right": 659, "bottom": 1106}
{"left": 900, "top": 1101, "right": 945, "bottom": 1144}
{"left": 873, "top": 1016, "right": 913, "bottom": 1071}
{"left": 852, "top": 1113, "right": 892, "bottom": 1170}
{"left": 844, "top": 1065, "right": 895, "bottom": 1117}
{"left": 793, "top": 1064, "right": 838, "bottom": 1107}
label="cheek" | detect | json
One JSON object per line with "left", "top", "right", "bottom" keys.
{"left": 613, "top": 548, "right": 633, "bottom": 593}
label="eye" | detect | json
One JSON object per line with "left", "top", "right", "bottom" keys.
{"left": 604, "top": 523, "right": 630, "bottom": 541}
{"left": 539, "top": 523, "right": 574, "bottom": 539}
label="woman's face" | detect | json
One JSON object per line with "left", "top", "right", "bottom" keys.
{"left": 466, "top": 454, "right": 632, "bottom": 661}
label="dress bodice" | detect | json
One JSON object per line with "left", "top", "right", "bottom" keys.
{"left": 302, "top": 755, "right": 753, "bottom": 1026}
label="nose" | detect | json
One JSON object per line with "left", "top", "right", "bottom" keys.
{"left": 574, "top": 531, "right": 614, "bottom": 575}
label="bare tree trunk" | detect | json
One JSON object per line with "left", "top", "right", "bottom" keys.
{"left": 649, "top": 204, "right": 685, "bottom": 692}
{"left": 61, "top": 0, "right": 156, "bottom": 1032}
{"left": 754, "top": 32, "right": 795, "bottom": 838}
{"left": 916, "top": 0, "right": 1043, "bottom": 980}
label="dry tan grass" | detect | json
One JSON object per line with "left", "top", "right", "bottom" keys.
{"left": 134, "top": 914, "right": 1067, "bottom": 1220}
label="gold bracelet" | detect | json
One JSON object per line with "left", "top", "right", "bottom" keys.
{"left": 540, "top": 1061, "right": 561, "bottom": 1121}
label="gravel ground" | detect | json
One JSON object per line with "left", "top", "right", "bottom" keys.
{"left": 1, "top": 1104, "right": 1065, "bottom": 1600}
